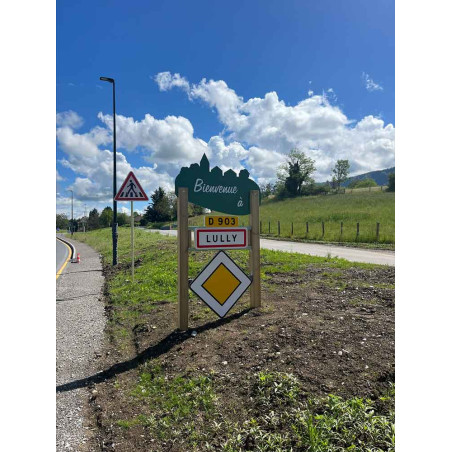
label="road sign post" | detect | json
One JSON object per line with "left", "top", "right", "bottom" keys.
{"left": 249, "top": 190, "right": 261, "bottom": 307}
{"left": 175, "top": 155, "right": 261, "bottom": 330}
{"left": 131, "top": 200, "right": 134, "bottom": 282}
{"left": 177, "top": 188, "right": 189, "bottom": 331}
{"left": 115, "top": 171, "right": 148, "bottom": 280}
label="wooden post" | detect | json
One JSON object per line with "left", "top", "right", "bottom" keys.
{"left": 291, "top": 222, "right": 294, "bottom": 236}
{"left": 277, "top": 220, "right": 280, "bottom": 236}
{"left": 306, "top": 222, "right": 309, "bottom": 234}
{"left": 376, "top": 222, "right": 380, "bottom": 241}
{"left": 268, "top": 221, "right": 270, "bottom": 234}
{"left": 131, "top": 200, "right": 134, "bottom": 282}
{"left": 249, "top": 190, "right": 261, "bottom": 308}
{"left": 177, "top": 188, "right": 189, "bottom": 331}
{"left": 260, "top": 220, "right": 262, "bottom": 234}
{"left": 340, "top": 221, "right": 343, "bottom": 239}
{"left": 322, "top": 221, "right": 325, "bottom": 237}
{"left": 356, "top": 222, "right": 360, "bottom": 237}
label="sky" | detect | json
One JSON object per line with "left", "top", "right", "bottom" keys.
{"left": 56, "top": 0, "right": 395, "bottom": 217}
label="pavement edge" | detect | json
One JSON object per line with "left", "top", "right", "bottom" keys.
{"left": 56, "top": 235, "right": 76, "bottom": 260}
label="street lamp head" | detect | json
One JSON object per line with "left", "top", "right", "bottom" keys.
{"left": 100, "top": 76, "right": 114, "bottom": 83}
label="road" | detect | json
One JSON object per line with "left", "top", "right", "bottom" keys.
{"left": 56, "top": 235, "right": 105, "bottom": 451}
{"left": 143, "top": 229, "right": 395, "bottom": 266}
{"left": 56, "top": 238, "right": 70, "bottom": 273}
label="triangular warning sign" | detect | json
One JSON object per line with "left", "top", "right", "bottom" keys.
{"left": 114, "top": 172, "right": 149, "bottom": 201}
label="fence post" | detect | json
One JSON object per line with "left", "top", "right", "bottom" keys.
{"left": 260, "top": 220, "right": 262, "bottom": 234}
{"left": 340, "top": 221, "right": 343, "bottom": 239}
{"left": 322, "top": 221, "right": 325, "bottom": 238}
{"left": 376, "top": 222, "right": 380, "bottom": 241}
{"left": 291, "top": 222, "right": 294, "bottom": 236}
{"left": 268, "top": 221, "right": 270, "bottom": 234}
{"left": 356, "top": 222, "right": 360, "bottom": 238}
{"left": 306, "top": 222, "right": 309, "bottom": 235}
{"left": 278, "top": 220, "right": 280, "bottom": 236}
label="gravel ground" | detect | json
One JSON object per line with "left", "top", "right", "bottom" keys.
{"left": 56, "top": 236, "right": 105, "bottom": 452}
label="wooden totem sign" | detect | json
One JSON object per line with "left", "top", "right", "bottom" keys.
{"left": 175, "top": 154, "right": 261, "bottom": 330}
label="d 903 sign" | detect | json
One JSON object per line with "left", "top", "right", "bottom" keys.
{"left": 205, "top": 216, "right": 239, "bottom": 227}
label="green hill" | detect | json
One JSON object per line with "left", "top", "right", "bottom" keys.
{"left": 187, "top": 190, "right": 394, "bottom": 244}
{"left": 343, "top": 167, "right": 395, "bottom": 187}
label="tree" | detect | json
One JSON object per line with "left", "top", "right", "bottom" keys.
{"left": 69, "top": 218, "right": 78, "bottom": 232}
{"left": 331, "top": 160, "right": 350, "bottom": 190}
{"left": 56, "top": 213, "right": 69, "bottom": 230}
{"left": 259, "top": 182, "right": 275, "bottom": 199}
{"left": 277, "top": 149, "right": 316, "bottom": 197}
{"left": 87, "top": 208, "right": 100, "bottom": 230}
{"left": 188, "top": 203, "right": 205, "bottom": 217}
{"left": 143, "top": 187, "right": 172, "bottom": 223}
{"left": 99, "top": 206, "right": 113, "bottom": 228}
{"left": 386, "top": 173, "right": 395, "bottom": 192}
{"left": 117, "top": 212, "right": 128, "bottom": 226}
{"left": 348, "top": 178, "right": 377, "bottom": 189}
{"left": 167, "top": 192, "right": 177, "bottom": 221}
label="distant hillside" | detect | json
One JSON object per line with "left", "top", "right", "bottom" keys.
{"left": 342, "top": 167, "right": 395, "bottom": 187}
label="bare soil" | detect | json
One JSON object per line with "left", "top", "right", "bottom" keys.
{"left": 84, "top": 264, "right": 394, "bottom": 451}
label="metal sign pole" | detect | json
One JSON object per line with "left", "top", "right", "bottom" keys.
{"left": 131, "top": 200, "right": 134, "bottom": 282}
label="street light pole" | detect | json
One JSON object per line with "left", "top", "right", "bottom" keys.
{"left": 100, "top": 76, "right": 118, "bottom": 265}
{"left": 67, "top": 189, "right": 73, "bottom": 236}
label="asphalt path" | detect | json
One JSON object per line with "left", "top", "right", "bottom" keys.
{"left": 56, "top": 235, "right": 105, "bottom": 451}
{"left": 56, "top": 238, "right": 70, "bottom": 273}
{"left": 143, "top": 229, "right": 395, "bottom": 266}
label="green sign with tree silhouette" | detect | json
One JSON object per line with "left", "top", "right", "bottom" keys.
{"left": 175, "top": 154, "right": 260, "bottom": 215}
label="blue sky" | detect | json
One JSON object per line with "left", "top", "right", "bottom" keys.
{"left": 56, "top": 0, "right": 394, "bottom": 217}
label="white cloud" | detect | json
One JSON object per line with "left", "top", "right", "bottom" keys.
{"left": 362, "top": 72, "right": 383, "bottom": 92}
{"left": 154, "top": 71, "right": 189, "bottom": 92}
{"left": 153, "top": 72, "right": 394, "bottom": 180}
{"left": 56, "top": 170, "right": 64, "bottom": 181}
{"left": 56, "top": 110, "right": 84, "bottom": 129}
{"left": 97, "top": 112, "right": 209, "bottom": 168}
{"left": 246, "top": 146, "right": 287, "bottom": 180}
{"left": 57, "top": 116, "right": 173, "bottom": 202}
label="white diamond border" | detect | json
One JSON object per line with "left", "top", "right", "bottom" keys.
{"left": 190, "top": 251, "right": 251, "bottom": 318}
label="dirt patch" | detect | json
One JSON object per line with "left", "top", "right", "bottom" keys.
{"left": 85, "top": 264, "right": 394, "bottom": 451}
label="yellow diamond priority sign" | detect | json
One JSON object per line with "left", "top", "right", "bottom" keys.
{"left": 190, "top": 251, "right": 251, "bottom": 317}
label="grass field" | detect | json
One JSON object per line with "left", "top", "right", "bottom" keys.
{"left": 66, "top": 228, "right": 394, "bottom": 451}
{"left": 186, "top": 190, "right": 395, "bottom": 245}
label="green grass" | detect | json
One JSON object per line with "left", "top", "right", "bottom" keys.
{"left": 187, "top": 191, "right": 394, "bottom": 245}
{"left": 119, "top": 368, "right": 394, "bottom": 451}
{"left": 223, "top": 376, "right": 394, "bottom": 451}
{"left": 119, "top": 363, "right": 217, "bottom": 442}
